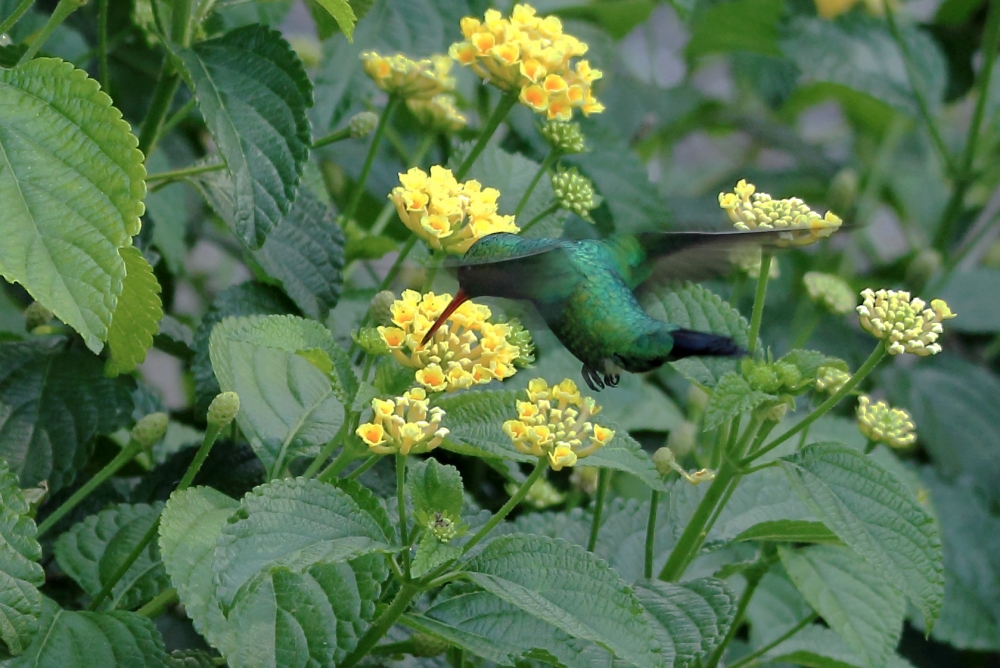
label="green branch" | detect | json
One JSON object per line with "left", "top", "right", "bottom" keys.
{"left": 455, "top": 90, "right": 519, "bottom": 180}
{"left": 587, "top": 468, "right": 610, "bottom": 552}
{"left": 644, "top": 490, "right": 660, "bottom": 579}
{"left": 343, "top": 96, "right": 400, "bottom": 223}
{"left": 747, "top": 253, "right": 771, "bottom": 354}
{"left": 514, "top": 149, "right": 559, "bottom": 218}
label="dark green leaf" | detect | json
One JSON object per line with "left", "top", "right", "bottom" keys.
{"left": 0, "top": 459, "right": 44, "bottom": 655}
{"left": 432, "top": 390, "right": 532, "bottom": 462}
{"left": 703, "top": 372, "right": 774, "bottom": 430}
{"left": 745, "top": 566, "right": 814, "bottom": 647}
{"left": 411, "top": 532, "right": 462, "bottom": 579}
{"left": 686, "top": 0, "right": 783, "bottom": 58}
{"left": 407, "top": 457, "right": 464, "bottom": 519}
{"left": 583, "top": 428, "right": 670, "bottom": 492}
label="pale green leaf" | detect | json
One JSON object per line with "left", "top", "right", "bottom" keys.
{"left": 465, "top": 533, "right": 665, "bottom": 668}
{"left": 779, "top": 545, "right": 905, "bottom": 668}
{"left": 311, "top": 0, "right": 357, "bottom": 41}
{"left": 686, "top": 0, "right": 783, "bottom": 58}
{"left": 176, "top": 25, "right": 312, "bottom": 248}
{"left": 53, "top": 503, "right": 168, "bottom": 611}
{"left": 0, "top": 58, "right": 145, "bottom": 352}
{"left": 433, "top": 390, "right": 532, "bottom": 462}
{"left": 703, "top": 372, "right": 773, "bottom": 430}
{"left": 780, "top": 442, "right": 944, "bottom": 628}
{"left": 407, "top": 457, "right": 463, "bottom": 519}
{"left": 213, "top": 477, "right": 392, "bottom": 610}
{"left": 0, "top": 459, "right": 44, "bottom": 655}
{"left": 105, "top": 247, "right": 163, "bottom": 376}
{"left": 0, "top": 338, "right": 134, "bottom": 492}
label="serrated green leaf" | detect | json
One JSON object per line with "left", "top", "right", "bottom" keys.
{"left": 0, "top": 58, "right": 146, "bottom": 353}
{"left": 53, "top": 503, "right": 168, "bottom": 611}
{"left": 411, "top": 531, "right": 462, "bottom": 579}
{"left": 643, "top": 282, "right": 749, "bottom": 388}
{"left": 373, "top": 356, "right": 415, "bottom": 397}
{"left": 407, "top": 457, "right": 463, "bottom": 519}
{"left": 209, "top": 314, "right": 349, "bottom": 474}
{"left": 176, "top": 25, "right": 312, "bottom": 248}
{"left": 192, "top": 282, "right": 296, "bottom": 417}
{"left": 9, "top": 597, "right": 168, "bottom": 667}
{"left": 0, "top": 459, "right": 44, "bottom": 655}
{"left": 686, "top": 0, "right": 783, "bottom": 58}
{"left": 703, "top": 372, "right": 773, "bottom": 430}
{"left": 634, "top": 578, "right": 737, "bottom": 668}
{"left": 213, "top": 477, "right": 392, "bottom": 610}
{"left": 0, "top": 338, "right": 134, "bottom": 492}
{"left": 433, "top": 390, "right": 532, "bottom": 462}
{"left": 780, "top": 442, "right": 943, "bottom": 628}
{"left": 465, "top": 533, "right": 664, "bottom": 668}
{"left": 330, "top": 477, "right": 395, "bottom": 542}
{"left": 312, "top": 0, "right": 357, "bottom": 40}
{"left": 583, "top": 428, "right": 670, "bottom": 492}
{"left": 779, "top": 545, "right": 904, "bottom": 668}
{"left": 105, "top": 247, "right": 163, "bottom": 376}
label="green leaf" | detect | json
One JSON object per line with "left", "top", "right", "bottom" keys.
{"left": 583, "top": 428, "right": 670, "bottom": 492}
{"left": 779, "top": 349, "right": 848, "bottom": 380}
{"left": 191, "top": 282, "right": 296, "bottom": 417}
{"left": 0, "top": 58, "right": 146, "bottom": 353}
{"left": 158, "top": 487, "right": 241, "bottom": 658}
{"left": 213, "top": 477, "right": 392, "bottom": 610}
{"left": 164, "top": 649, "right": 217, "bottom": 668}
{"left": 745, "top": 566, "right": 814, "bottom": 648}
{"left": 762, "top": 624, "right": 867, "bottom": 668}
{"left": 937, "top": 268, "right": 1000, "bottom": 332}
{"left": 703, "top": 372, "right": 773, "bottom": 430}
{"left": 407, "top": 457, "right": 463, "bottom": 519}
{"left": 411, "top": 532, "right": 462, "bottom": 579}
{"left": 143, "top": 153, "right": 188, "bottom": 275}
{"left": 634, "top": 578, "right": 737, "bottom": 668}
{"left": 53, "top": 503, "right": 168, "bottom": 611}
{"left": 779, "top": 545, "right": 904, "bottom": 668}
{"left": 330, "top": 477, "right": 395, "bottom": 543}
{"left": 209, "top": 314, "right": 349, "bottom": 473}
{"left": 464, "top": 533, "right": 665, "bottom": 668}
{"left": 685, "top": 0, "right": 783, "bottom": 58}
{"left": 643, "top": 282, "right": 750, "bottom": 388}
{"left": 0, "top": 338, "right": 134, "bottom": 492}
{"left": 432, "top": 390, "right": 532, "bottom": 462}
{"left": 105, "top": 247, "right": 163, "bottom": 376}
{"left": 780, "top": 442, "right": 944, "bottom": 628}
{"left": 9, "top": 598, "right": 168, "bottom": 667}
{"left": 0, "top": 459, "right": 44, "bottom": 655}
{"left": 176, "top": 25, "right": 313, "bottom": 248}
{"left": 311, "top": 0, "right": 357, "bottom": 40}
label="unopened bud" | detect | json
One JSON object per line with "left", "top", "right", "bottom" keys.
{"left": 354, "top": 327, "right": 389, "bottom": 355}
{"left": 827, "top": 168, "right": 859, "bottom": 214}
{"left": 207, "top": 391, "right": 240, "bottom": 427}
{"left": 762, "top": 395, "right": 795, "bottom": 422}
{"left": 551, "top": 168, "right": 599, "bottom": 220}
{"left": 905, "top": 248, "right": 942, "bottom": 287}
{"left": 131, "top": 412, "right": 168, "bottom": 449}
{"left": 666, "top": 420, "right": 697, "bottom": 459}
{"left": 427, "top": 511, "right": 459, "bottom": 543}
{"left": 410, "top": 633, "right": 450, "bottom": 657}
{"left": 24, "top": 302, "right": 52, "bottom": 331}
{"left": 370, "top": 290, "right": 396, "bottom": 327}
{"left": 652, "top": 447, "right": 677, "bottom": 477}
{"left": 687, "top": 385, "right": 710, "bottom": 413}
{"left": 541, "top": 120, "right": 587, "bottom": 154}
{"left": 349, "top": 111, "right": 379, "bottom": 139}
{"left": 774, "top": 361, "right": 802, "bottom": 389}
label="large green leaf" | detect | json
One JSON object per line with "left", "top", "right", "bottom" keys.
{"left": 745, "top": 566, "right": 814, "bottom": 648}
{"left": 8, "top": 597, "right": 168, "bottom": 667}
{"left": 213, "top": 477, "right": 392, "bottom": 610}
{"left": 209, "top": 314, "right": 349, "bottom": 474}
{"left": 105, "top": 247, "right": 163, "bottom": 376}
{"left": 0, "top": 459, "right": 44, "bottom": 655}
{"left": 779, "top": 545, "right": 905, "bottom": 668}
{"left": 780, "top": 442, "right": 943, "bottom": 628}
{"left": 762, "top": 624, "right": 868, "bottom": 668}
{"left": 938, "top": 268, "right": 1000, "bottom": 333}
{"left": 176, "top": 25, "right": 312, "bottom": 248}
{"left": 433, "top": 390, "right": 532, "bottom": 462}
{"left": 464, "top": 534, "right": 665, "bottom": 667}
{"left": 0, "top": 58, "right": 146, "bottom": 352}
{"left": 643, "top": 282, "right": 749, "bottom": 388}
{"left": 0, "top": 338, "right": 134, "bottom": 492}
{"left": 685, "top": 0, "right": 783, "bottom": 58}
{"left": 53, "top": 503, "right": 168, "bottom": 611}
{"left": 583, "top": 428, "right": 670, "bottom": 492}
{"left": 311, "top": 0, "right": 357, "bottom": 40}
{"left": 407, "top": 457, "right": 464, "bottom": 519}
{"left": 703, "top": 372, "right": 774, "bottom": 430}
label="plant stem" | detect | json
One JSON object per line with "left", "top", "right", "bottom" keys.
{"left": 158, "top": 96, "right": 197, "bottom": 139}
{"left": 514, "top": 150, "right": 559, "bottom": 218}
{"left": 175, "top": 423, "right": 223, "bottom": 491}
{"left": 747, "top": 254, "right": 771, "bottom": 354}
{"left": 455, "top": 90, "right": 519, "bottom": 180}
{"left": 705, "top": 561, "right": 768, "bottom": 668}
{"left": 17, "top": 0, "right": 85, "bottom": 65}
{"left": 303, "top": 421, "right": 348, "bottom": 479}
{"left": 338, "top": 583, "right": 420, "bottom": 668}
{"left": 644, "top": 490, "right": 660, "bottom": 579}
{"left": 0, "top": 0, "right": 33, "bottom": 35}
{"left": 347, "top": 236, "right": 418, "bottom": 359}
{"left": 37, "top": 440, "right": 143, "bottom": 537}
{"left": 587, "top": 468, "right": 610, "bottom": 552}
{"left": 345, "top": 454, "right": 381, "bottom": 481}
{"left": 726, "top": 613, "right": 818, "bottom": 668}
{"left": 520, "top": 202, "right": 559, "bottom": 234}
{"left": 313, "top": 126, "right": 354, "bottom": 148}
{"left": 396, "top": 453, "right": 411, "bottom": 578}
{"left": 145, "top": 161, "right": 226, "bottom": 184}
{"left": 461, "top": 457, "right": 547, "bottom": 556}
{"left": 137, "top": 61, "right": 181, "bottom": 156}
{"left": 343, "top": 96, "right": 400, "bottom": 223}
{"left": 98, "top": 0, "right": 109, "bottom": 92}
{"left": 136, "top": 587, "right": 177, "bottom": 618}
{"left": 746, "top": 342, "right": 887, "bottom": 463}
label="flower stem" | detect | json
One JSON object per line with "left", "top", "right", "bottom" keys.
{"left": 145, "top": 161, "right": 226, "bottom": 185}
{"left": 16, "top": 0, "right": 83, "bottom": 65}
{"left": 396, "top": 453, "right": 411, "bottom": 578}
{"left": 514, "top": 150, "right": 559, "bottom": 218}
{"left": 455, "top": 90, "right": 519, "bottom": 180}
{"left": 136, "top": 587, "right": 177, "bottom": 618}
{"left": 304, "top": 421, "right": 349, "bottom": 479}
{"left": 97, "top": 0, "right": 110, "bottom": 92}
{"left": 587, "top": 468, "right": 610, "bottom": 552}
{"left": 747, "top": 253, "right": 771, "bottom": 354}
{"left": 644, "top": 490, "right": 660, "bottom": 579}
{"left": 347, "top": 235, "right": 418, "bottom": 360}
{"left": 520, "top": 202, "right": 559, "bottom": 234}
{"left": 137, "top": 61, "right": 181, "bottom": 156}
{"left": 704, "top": 560, "right": 768, "bottom": 668}
{"left": 313, "top": 126, "right": 354, "bottom": 149}
{"left": 745, "top": 342, "right": 887, "bottom": 464}
{"left": 345, "top": 454, "right": 381, "bottom": 481}
{"left": 0, "top": 0, "right": 33, "bottom": 35}
{"left": 338, "top": 583, "right": 420, "bottom": 668}
{"left": 343, "top": 96, "right": 400, "bottom": 223}
{"left": 462, "top": 457, "right": 548, "bottom": 556}
{"left": 726, "top": 613, "right": 818, "bottom": 668}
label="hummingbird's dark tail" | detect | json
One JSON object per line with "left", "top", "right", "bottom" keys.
{"left": 669, "top": 329, "right": 746, "bottom": 359}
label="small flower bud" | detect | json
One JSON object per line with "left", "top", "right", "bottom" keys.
{"left": 551, "top": 168, "right": 600, "bottom": 220}
{"left": 370, "top": 290, "right": 397, "bottom": 327}
{"left": 131, "top": 412, "right": 168, "bottom": 449}
{"left": 24, "top": 302, "right": 53, "bottom": 331}
{"left": 207, "top": 391, "right": 240, "bottom": 427}
{"left": 541, "top": 120, "right": 587, "bottom": 154}
{"left": 569, "top": 466, "right": 600, "bottom": 495}
{"left": 354, "top": 327, "right": 389, "bottom": 355}
{"left": 816, "top": 365, "right": 851, "bottom": 394}
{"left": 427, "top": 511, "right": 459, "bottom": 543}
{"left": 761, "top": 395, "right": 795, "bottom": 422}
{"left": 410, "top": 633, "right": 450, "bottom": 657}
{"left": 742, "top": 359, "right": 782, "bottom": 394}
{"left": 652, "top": 447, "right": 677, "bottom": 477}
{"left": 905, "top": 249, "right": 942, "bottom": 287}
{"left": 857, "top": 289, "right": 956, "bottom": 356}
{"left": 774, "top": 361, "right": 802, "bottom": 389}
{"left": 666, "top": 420, "right": 697, "bottom": 459}
{"left": 348, "top": 111, "right": 379, "bottom": 139}
{"left": 857, "top": 395, "right": 916, "bottom": 448}
{"left": 827, "top": 168, "right": 859, "bottom": 214}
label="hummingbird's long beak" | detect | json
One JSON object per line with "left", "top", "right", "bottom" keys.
{"left": 419, "top": 288, "right": 469, "bottom": 348}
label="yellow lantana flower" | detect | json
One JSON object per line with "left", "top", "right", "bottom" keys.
{"left": 719, "top": 179, "right": 842, "bottom": 246}
{"left": 356, "top": 388, "right": 448, "bottom": 456}
{"left": 815, "top": 365, "right": 851, "bottom": 394}
{"left": 502, "top": 378, "right": 614, "bottom": 471}
{"left": 449, "top": 4, "right": 603, "bottom": 120}
{"left": 378, "top": 290, "right": 524, "bottom": 392}
{"left": 856, "top": 395, "right": 916, "bottom": 449}
{"left": 361, "top": 52, "right": 455, "bottom": 100}
{"left": 857, "top": 289, "right": 956, "bottom": 356}
{"left": 389, "top": 165, "right": 519, "bottom": 254}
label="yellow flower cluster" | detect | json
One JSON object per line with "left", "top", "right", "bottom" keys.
{"left": 857, "top": 289, "right": 956, "bottom": 356}
{"left": 856, "top": 395, "right": 916, "bottom": 449}
{"left": 361, "top": 52, "right": 455, "bottom": 100}
{"left": 407, "top": 95, "right": 467, "bottom": 132}
{"left": 815, "top": 365, "right": 851, "bottom": 394}
{"left": 804, "top": 272, "right": 856, "bottom": 315}
{"left": 719, "top": 179, "right": 842, "bottom": 246}
{"left": 449, "top": 4, "right": 604, "bottom": 120}
{"left": 389, "top": 166, "right": 520, "bottom": 255}
{"left": 502, "top": 378, "right": 614, "bottom": 471}
{"left": 356, "top": 388, "right": 449, "bottom": 456}
{"left": 378, "top": 290, "right": 523, "bottom": 392}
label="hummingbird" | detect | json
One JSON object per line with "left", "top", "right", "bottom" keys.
{"left": 420, "top": 228, "right": 824, "bottom": 392}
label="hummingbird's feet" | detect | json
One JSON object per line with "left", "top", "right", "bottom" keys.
{"left": 604, "top": 373, "right": 620, "bottom": 388}
{"left": 581, "top": 365, "right": 605, "bottom": 392}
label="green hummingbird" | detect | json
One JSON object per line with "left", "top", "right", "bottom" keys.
{"left": 421, "top": 228, "right": 821, "bottom": 392}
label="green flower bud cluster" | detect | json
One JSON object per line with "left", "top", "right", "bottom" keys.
{"left": 508, "top": 477, "right": 564, "bottom": 509}
{"left": 815, "top": 365, "right": 851, "bottom": 394}
{"left": 370, "top": 290, "right": 396, "bottom": 327}
{"left": 541, "top": 120, "right": 587, "bottom": 154}
{"left": 803, "top": 272, "right": 855, "bottom": 315}
{"left": 857, "top": 395, "right": 916, "bottom": 449}
{"left": 741, "top": 358, "right": 802, "bottom": 394}
{"left": 427, "top": 511, "right": 460, "bottom": 543}
{"left": 131, "top": 412, "right": 168, "bottom": 449}
{"left": 207, "top": 391, "right": 240, "bottom": 427}
{"left": 500, "top": 317, "right": 535, "bottom": 368}
{"left": 348, "top": 111, "right": 380, "bottom": 139}
{"left": 551, "top": 168, "right": 600, "bottom": 219}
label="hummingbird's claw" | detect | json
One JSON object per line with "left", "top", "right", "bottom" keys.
{"left": 604, "top": 373, "right": 620, "bottom": 388}
{"left": 582, "top": 365, "right": 605, "bottom": 392}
